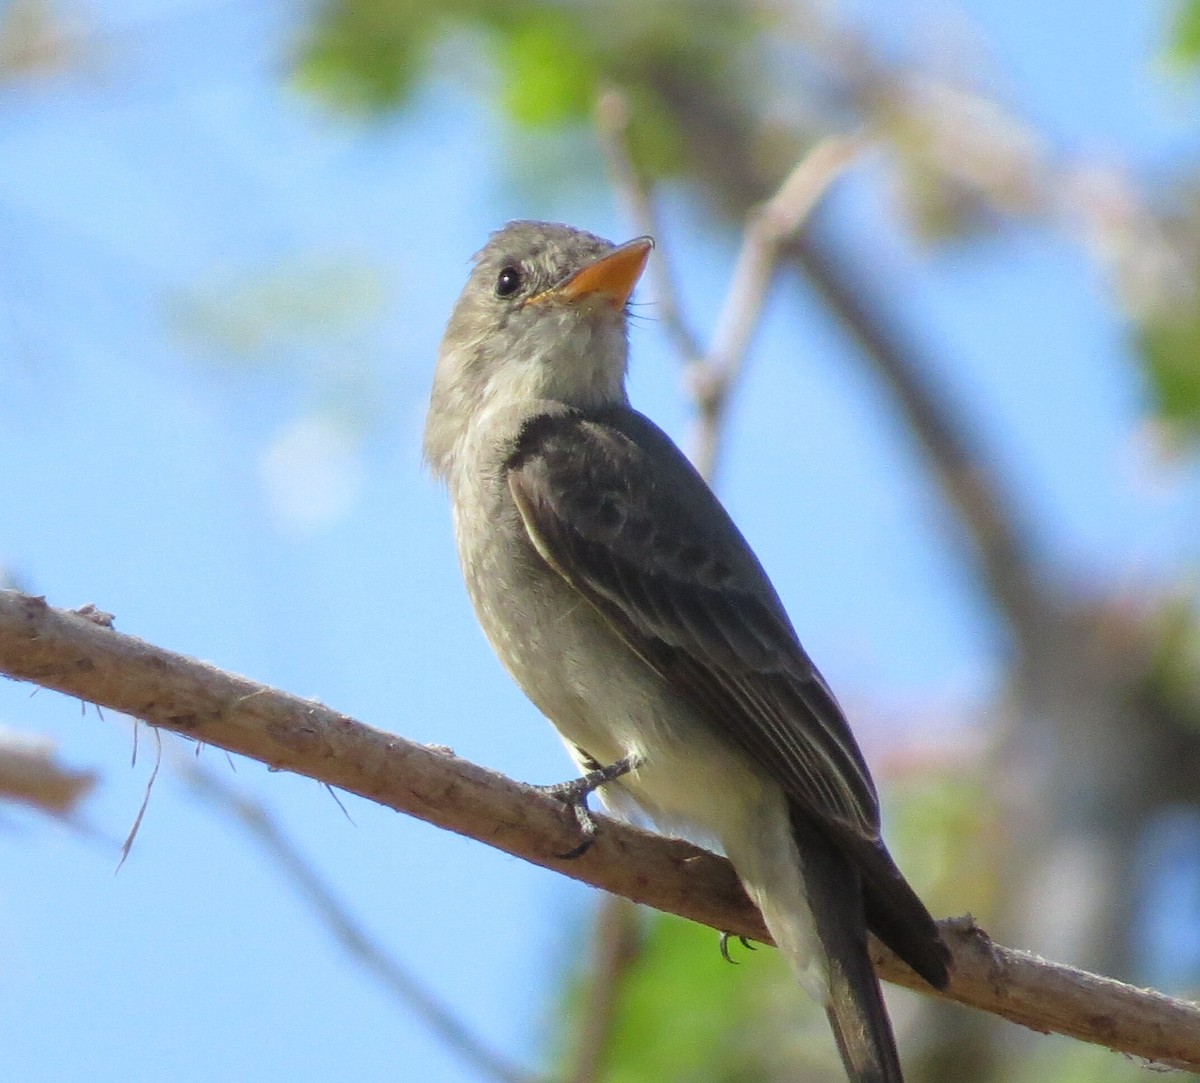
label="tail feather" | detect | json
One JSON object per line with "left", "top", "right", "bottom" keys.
{"left": 790, "top": 809, "right": 907, "bottom": 1083}
{"left": 823, "top": 936, "right": 905, "bottom": 1083}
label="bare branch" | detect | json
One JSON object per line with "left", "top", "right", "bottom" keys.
{"left": 1, "top": 588, "right": 1198, "bottom": 1070}
{"left": 181, "top": 759, "right": 540, "bottom": 1083}
{"left": 692, "top": 135, "right": 866, "bottom": 481}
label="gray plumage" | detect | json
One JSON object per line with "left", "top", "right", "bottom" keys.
{"left": 425, "top": 220, "right": 948, "bottom": 1083}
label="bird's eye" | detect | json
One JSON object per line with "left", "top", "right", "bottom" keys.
{"left": 496, "top": 266, "right": 523, "bottom": 298}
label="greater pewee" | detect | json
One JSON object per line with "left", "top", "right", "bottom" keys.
{"left": 424, "top": 220, "right": 949, "bottom": 1083}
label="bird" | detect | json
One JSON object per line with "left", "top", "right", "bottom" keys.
{"left": 424, "top": 220, "right": 949, "bottom": 1083}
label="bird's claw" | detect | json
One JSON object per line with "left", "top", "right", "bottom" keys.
{"left": 539, "top": 753, "right": 643, "bottom": 859}
{"left": 719, "top": 932, "right": 757, "bottom": 963}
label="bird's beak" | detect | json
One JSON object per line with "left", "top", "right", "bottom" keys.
{"left": 549, "top": 236, "right": 654, "bottom": 310}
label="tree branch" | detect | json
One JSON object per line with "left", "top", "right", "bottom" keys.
{"left": 691, "top": 135, "right": 865, "bottom": 482}
{"left": 1, "top": 588, "right": 1198, "bottom": 1070}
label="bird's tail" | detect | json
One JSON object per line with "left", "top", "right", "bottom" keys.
{"left": 726, "top": 801, "right": 912, "bottom": 1083}
{"left": 791, "top": 811, "right": 906, "bottom": 1083}
{"left": 822, "top": 933, "right": 904, "bottom": 1083}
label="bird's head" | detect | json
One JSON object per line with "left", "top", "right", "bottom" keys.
{"left": 425, "top": 221, "right": 652, "bottom": 479}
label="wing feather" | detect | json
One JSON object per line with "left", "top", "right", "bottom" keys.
{"left": 506, "top": 408, "right": 881, "bottom": 839}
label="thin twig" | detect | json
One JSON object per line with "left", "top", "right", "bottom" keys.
{"left": 705, "top": 136, "right": 868, "bottom": 394}
{"left": 690, "top": 134, "right": 867, "bottom": 480}
{"left": 180, "top": 758, "right": 539, "bottom": 1083}
{"left": 117, "top": 725, "right": 160, "bottom": 871}
{"left": 0, "top": 591, "right": 1198, "bottom": 1069}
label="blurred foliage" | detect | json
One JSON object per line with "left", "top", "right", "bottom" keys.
{"left": 497, "top": 9, "right": 598, "bottom": 127}
{"left": 1015, "top": 1035, "right": 1162, "bottom": 1083}
{"left": 1130, "top": 186, "right": 1200, "bottom": 438}
{"left": 1140, "top": 307, "right": 1200, "bottom": 436}
{"left": 294, "top": 0, "right": 1200, "bottom": 455}
{"left": 554, "top": 909, "right": 838, "bottom": 1083}
{"left": 547, "top": 770, "right": 998, "bottom": 1083}
{"left": 1140, "top": 592, "right": 1200, "bottom": 727}
{"left": 169, "top": 253, "right": 392, "bottom": 445}
{"left": 886, "top": 768, "right": 998, "bottom": 923}
{"left": 293, "top": 0, "right": 757, "bottom": 177}
{"left": 1170, "top": 0, "right": 1200, "bottom": 65}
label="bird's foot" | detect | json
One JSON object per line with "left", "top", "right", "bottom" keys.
{"left": 718, "top": 932, "right": 758, "bottom": 964}
{"left": 539, "top": 753, "right": 644, "bottom": 859}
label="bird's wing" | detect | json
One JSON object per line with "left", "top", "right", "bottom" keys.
{"left": 506, "top": 407, "right": 881, "bottom": 840}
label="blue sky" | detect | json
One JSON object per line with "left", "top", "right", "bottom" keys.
{"left": 1, "top": 2, "right": 1198, "bottom": 1080}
